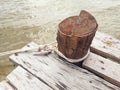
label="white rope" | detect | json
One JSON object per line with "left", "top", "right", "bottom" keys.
{"left": 54, "top": 49, "right": 90, "bottom": 63}
{"left": 0, "top": 41, "right": 89, "bottom": 63}
{"left": 0, "top": 41, "right": 57, "bottom": 57}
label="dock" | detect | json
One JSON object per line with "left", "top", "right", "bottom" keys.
{"left": 0, "top": 31, "right": 120, "bottom": 90}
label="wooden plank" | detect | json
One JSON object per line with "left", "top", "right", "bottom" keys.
{"left": 83, "top": 53, "right": 120, "bottom": 87}
{"left": 9, "top": 42, "right": 120, "bottom": 90}
{"left": 91, "top": 32, "right": 120, "bottom": 62}
{"left": 0, "top": 42, "right": 40, "bottom": 57}
{"left": 10, "top": 42, "right": 39, "bottom": 65}
{"left": 0, "top": 80, "right": 15, "bottom": 90}
{"left": 7, "top": 66, "right": 52, "bottom": 90}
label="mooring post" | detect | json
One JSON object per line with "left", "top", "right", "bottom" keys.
{"left": 57, "top": 10, "right": 98, "bottom": 62}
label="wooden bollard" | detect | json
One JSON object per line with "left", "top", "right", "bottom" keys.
{"left": 57, "top": 10, "right": 98, "bottom": 61}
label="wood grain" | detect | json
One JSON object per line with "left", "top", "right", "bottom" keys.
{"left": 7, "top": 66, "right": 52, "bottom": 90}
{"left": 9, "top": 42, "right": 120, "bottom": 90}
{"left": 0, "top": 80, "right": 15, "bottom": 90}
{"left": 91, "top": 32, "right": 120, "bottom": 62}
{"left": 83, "top": 53, "right": 120, "bottom": 87}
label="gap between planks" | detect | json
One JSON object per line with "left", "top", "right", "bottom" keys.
{"left": 9, "top": 42, "right": 120, "bottom": 90}
{"left": 7, "top": 66, "right": 52, "bottom": 90}
{"left": 83, "top": 53, "right": 120, "bottom": 87}
{"left": 0, "top": 80, "right": 16, "bottom": 90}
{"left": 91, "top": 32, "right": 120, "bottom": 63}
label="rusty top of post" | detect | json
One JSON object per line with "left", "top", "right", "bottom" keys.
{"left": 58, "top": 10, "right": 98, "bottom": 37}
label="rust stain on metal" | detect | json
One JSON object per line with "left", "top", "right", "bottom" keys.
{"left": 57, "top": 10, "right": 98, "bottom": 59}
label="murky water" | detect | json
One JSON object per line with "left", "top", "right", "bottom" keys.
{"left": 0, "top": 0, "right": 120, "bottom": 81}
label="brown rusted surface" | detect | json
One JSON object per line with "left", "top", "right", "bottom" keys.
{"left": 104, "top": 40, "right": 113, "bottom": 47}
{"left": 57, "top": 10, "right": 98, "bottom": 59}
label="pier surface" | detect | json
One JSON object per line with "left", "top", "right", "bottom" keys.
{"left": 0, "top": 32, "right": 120, "bottom": 90}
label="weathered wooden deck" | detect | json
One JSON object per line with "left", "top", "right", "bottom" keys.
{"left": 0, "top": 31, "right": 120, "bottom": 90}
